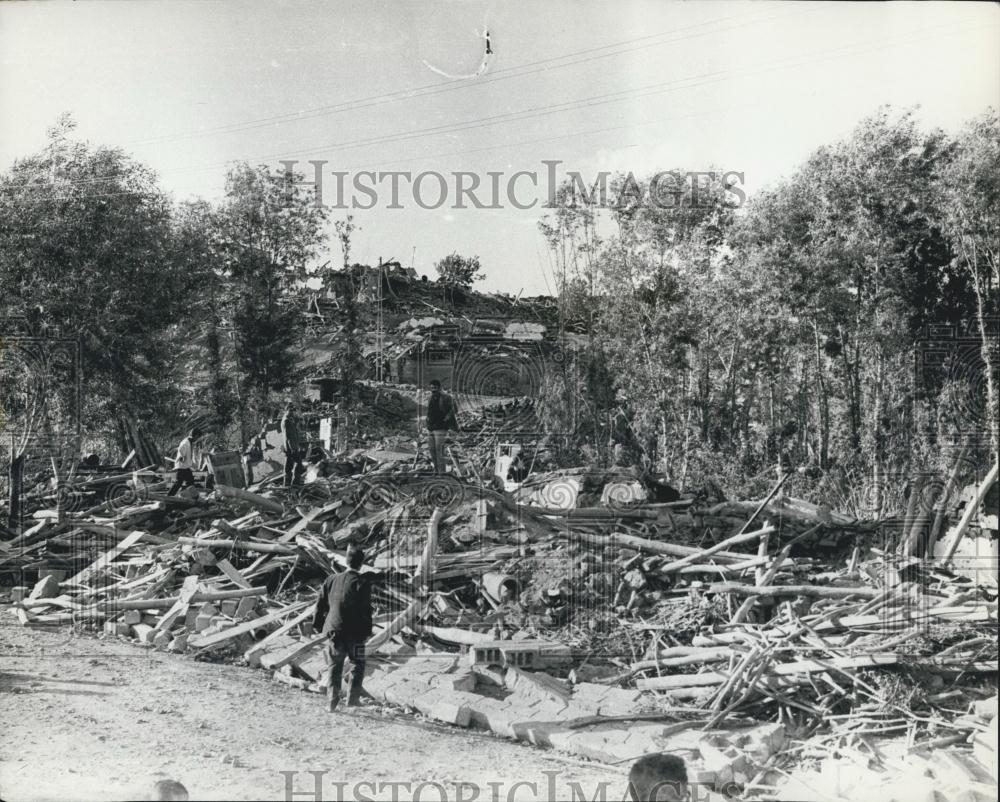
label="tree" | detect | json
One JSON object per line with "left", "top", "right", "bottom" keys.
{"left": 171, "top": 200, "right": 238, "bottom": 440}
{"left": 933, "top": 110, "right": 1000, "bottom": 462}
{"left": 218, "top": 163, "right": 328, "bottom": 440}
{"left": 0, "top": 114, "right": 190, "bottom": 449}
{"left": 435, "top": 252, "right": 484, "bottom": 293}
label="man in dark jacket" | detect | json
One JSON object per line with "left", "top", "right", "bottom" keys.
{"left": 313, "top": 544, "right": 373, "bottom": 711}
{"left": 281, "top": 405, "right": 304, "bottom": 487}
{"left": 426, "top": 379, "right": 459, "bottom": 475}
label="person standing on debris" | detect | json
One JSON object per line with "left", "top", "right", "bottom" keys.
{"left": 426, "top": 379, "right": 459, "bottom": 475}
{"left": 167, "top": 427, "right": 203, "bottom": 497}
{"left": 628, "top": 753, "right": 689, "bottom": 801}
{"left": 281, "top": 404, "right": 304, "bottom": 487}
{"left": 313, "top": 543, "right": 373, "bottom": 711}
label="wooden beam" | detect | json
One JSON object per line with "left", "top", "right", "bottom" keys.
{"left": 189, "top": 600, "right": 311, "bottom": 651}
{"left": 64, "top": 529, "right": 147, "bottom": 586}
{"left": 940, "top": 463, "right": 998, "bottom": 564}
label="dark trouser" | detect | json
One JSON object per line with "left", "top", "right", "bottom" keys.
{"left": 283, "top": 451, "right": 303, "bottom": 486}
{"left": 326, "top": 638, "right": 365, "bottom": 702}
{"left": 167, "top": 468, "right": 195, "bottom": 497}
{"left": 428, "top": 430, "right": 448, "bottom": 475}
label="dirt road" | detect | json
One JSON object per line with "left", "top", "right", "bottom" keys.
{"left": 0, "top": 614, "right": 625, "bottom": 802}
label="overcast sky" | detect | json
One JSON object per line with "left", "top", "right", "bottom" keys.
{"left": 1, "top": 1, "right": 997, "bottom": 295}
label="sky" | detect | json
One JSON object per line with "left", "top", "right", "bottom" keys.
{"left": 1, "top": 0, "right": 998, "bottom": 295}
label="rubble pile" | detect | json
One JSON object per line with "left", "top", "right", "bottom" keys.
{"left": 1, "top": 452, "right": 996, "bottom": 801}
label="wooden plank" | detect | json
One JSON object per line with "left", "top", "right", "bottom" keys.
{"left": 153, "top": 576, "right": 200, "bottom": 633}
{"left": 93, "top": 585, "right": 267, "bottom": 612}
{"left": 189, "top": 600, "right": 311, "bottom": 651}
{"left": 636, "top": 654, "right": 898, "bottom": 690}
{"left": 259, "top": 634, "right": 327, "bottom": 671}
{"left": 216, "top": 558, "right": 252, "bottom": 589}
{"left": 244, "top": 604, "right": 317, "bottom": 665}
{"left": 940, "top": 462, "right": 999, "bottom": 564}
{"left": 65, "top": 529, "right": 147, "bottom": 586}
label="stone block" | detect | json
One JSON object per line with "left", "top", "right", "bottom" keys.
{"left": 152, "top": 630, "right": 172, "bottom": 650}
{"left": 743, "top": 722, "right": 786, "bottom": 761}
{"left": 131, "top": 623, "right": 155, "bottom": 643}
{"left": 429, "top": 700, "right": 472, "bottom": 727}
{"left": 104, "top": 622, "right": 130, "bottom": 636}
{"left": 168, "top": 633, "right": 188, "bottom": 652}
{"left": 235, "top": 596, "right": 258, "bottom": 618}
{"left": 219, "top": 599, "right": 239, "bottom": 617}
{"left": 28, "top": 575, "right": 60, "bottom": 600}
{"left": 468, "top": 698, "right": 516, "bottom": 738}
{"left": 698, "top": 736, "right": 749, "bottom": 788}
{"left": 122, "top": 610, "right": 143, "bottom": 625}
{"left": 10, "top": 587, "right": 29, "bottom": 603}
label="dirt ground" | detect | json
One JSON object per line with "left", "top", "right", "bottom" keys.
{"left": 0, "top": 612, "right": 626, "bottom": 802}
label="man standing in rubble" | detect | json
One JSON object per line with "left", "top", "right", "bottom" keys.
{"left": 281, "top": 404, "right": 304, "bottom": 487}
{"left": 167, "top": 427, "right": 203, "bottom": 497}
{"left": 313, "top": 544, "right": 373, "bottom": 711}
{"left": 426, "top": 379, "right": 459, "bottom": 475}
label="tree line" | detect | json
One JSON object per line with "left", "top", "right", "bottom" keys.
{"left": 537, "top": 107, "right": 998, "bottom": 514}
{"left": 2, "top": 108, "right": 996, "bottom": 517}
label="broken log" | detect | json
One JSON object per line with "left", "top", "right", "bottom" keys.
{"left": 659, "top": 525, "right": 776, "bottom": 573}
{"left": 708, "top": 582, "right": 879, "bottom": 600}
{"left": 215, "top": 484, "right": 284, "bottom": 515}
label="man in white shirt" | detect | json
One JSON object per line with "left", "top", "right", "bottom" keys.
{"left": 168, "top": 427, "right": 203, "bottom": 496}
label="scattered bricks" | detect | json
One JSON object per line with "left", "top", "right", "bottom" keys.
{"left": 429, "top": 700, "right": 472, "bottom": 727}
{"left": 235, "top": 596, "right": 257, "bottom": 619}
{"left": 698, "top": 736, "right": 749, "bottom": 789}
{"left": 194, "top": 603, "right": 219, "bottom": 632}
{"left": 743, "top": 723, "right": 786, "bottom": 762}
{"left": 123, "top": 610, "right": 143, "bottom": 626}
{"left": 10, "top": 587, "right": 29, "bottom": 603}
{"left": 152, "top": 630, "right": 172, "bottom": 650}
{"left": 28, "top": 575, "right": 60, "bottom": 601}
{"left": 132, "top": 623, "right": 155, "bottom": 643}
{"left": 168, "top": 633, "right": 188, "bottom": 652}
{"left": 219, "top": 599, "right": 239, "bottom": 617}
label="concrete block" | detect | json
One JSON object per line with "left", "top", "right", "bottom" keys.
{"left": 235, "top": 596, "right": 258, "bottom": 618}
{"left": 168, "top": 633, "right": 188, "bottom": 652}
{"left": 104, "top": 622, "right": 130, "bottom": 636}
{"left": 219, "top": 599, "right": 239, "bottom": 617}
{"left": 194, "top": 602, "right": 219, "bottom": 632}
{"left": 698, "top": 736, "right": 749, "bottom": 788}
{"left": 468, "top": 698, "right": 516, "bottom": 738}
{"left": 10, "top": 586, "right": 29, "bottom": 603}
{"left": 28, "top": 575, "right": 60, "bottom": 600}
{"left": 744, "top": 722, "right": 786, "bottom": 761}
{"left": 429, "top": 700, "right": 472, "bottom": 727}
{"left": 131, "top": 624, "right": 156, "bottom": 643}
{"left": 152, "top": 630, "right": 172, "bottom": 650}
{"left": 123, "top": 610, "right": 143, "bottom": 625}
{"left": 38, "top": 568, "right": 67, "bottom": 582}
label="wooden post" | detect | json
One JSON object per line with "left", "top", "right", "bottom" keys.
{"left": 939, "top": 463, "right": 999, "bottom": 565}
{"left": 7, "top": 435, "right": 23, "bottom": 534}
